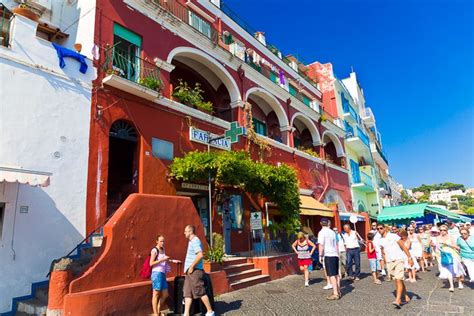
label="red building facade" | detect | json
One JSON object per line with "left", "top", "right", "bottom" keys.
{"left": 86, "top": 0, "right": 352, "bottom": 252}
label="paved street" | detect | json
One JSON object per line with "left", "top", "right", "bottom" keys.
{"left": 215, "top": 258, "right": 474, "bottom": 315}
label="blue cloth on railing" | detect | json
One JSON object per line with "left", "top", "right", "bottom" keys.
{"left": 52, "top": 43, "right": 88, "bottom": 74}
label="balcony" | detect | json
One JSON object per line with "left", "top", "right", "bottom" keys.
{"left": 370, "top": 142, "right": 389, "bottom": 168}
{"left": 352, "top": 171, "right": 374, "bottom": 192}
{"left": 151, "top": 0, "right": 218, "bottom": 43}
{"left": 362, "top": 107, "right": 375, "bottom": 126}
{"left": 342, "top": 101, "right": 359, "bottom": 124}
{"left": 101, "top": 47, "right": 162, "bottom": 101}
{"left": 345, "top": 124, "right": 370, "bottom": 153}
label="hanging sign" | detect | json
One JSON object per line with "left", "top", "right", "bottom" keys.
{"left": 250, "top": 212, "right": 263, "bottom": 230}
{"left": 189, "top": 127, "right": 231, "bottom": 150}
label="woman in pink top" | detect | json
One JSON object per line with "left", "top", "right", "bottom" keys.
{"left": 149, "top": 235, "right": 178, "bottom": 316}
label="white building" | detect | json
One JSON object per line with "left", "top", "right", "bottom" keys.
{"left": 429, "top": 189, "right": 465, "bottom": 204}
{"left": 0, "top": 1, "right": 96, "bottom": 313}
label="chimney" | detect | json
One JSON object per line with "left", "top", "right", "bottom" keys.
{"left": 254, "top": 31, "right": 266, "bottom": 46}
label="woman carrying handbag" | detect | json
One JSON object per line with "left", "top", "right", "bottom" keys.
{"left": 434, "top": 225, "right": 465, "bottom": 292}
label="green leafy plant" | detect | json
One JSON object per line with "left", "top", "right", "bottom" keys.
{"left": 138, "top": 76, "right": 162, "bottom": 91}
{"left": 204, "top": 233, "right": 225, "bottom": 264}
{"left": 319, "top": 113, "right": 327, "bottom": 122}
{"left": 170, "top": 151, "right": 301, "bottom": 234}
{"left": 172, "top": 79, "right": 213, "bottom": 113}
{"left": 297, "top": 146, "right": 319, "bottom": 158}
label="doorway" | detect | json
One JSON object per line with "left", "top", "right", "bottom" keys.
{"left": 107, "top": 120, "right": 138, "bottom": 217}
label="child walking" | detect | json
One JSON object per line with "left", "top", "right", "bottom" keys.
{"left": 367, "top": 233, "right": 382, "bottom": 284}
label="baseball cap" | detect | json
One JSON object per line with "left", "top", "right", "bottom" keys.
{"left": 320, "top": 218, "right": 330, "bottom": 226}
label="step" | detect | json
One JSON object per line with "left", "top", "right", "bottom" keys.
{"left": 226, "top": 268, "right": 263, "bottom": 283}
{"left": 229, "top": 274, "right": 271, "bottom": 291}
{"left": 16, "top": 298, "right": 47, "bottom": 315}
{"left": 34, "top": 287, "right": 49, "bottom": 303}
{"left": 223, "top": 257, "right": 247, "bottom": 266}
{"left": 223, "top": 263, "right": 254, "bottom": 274}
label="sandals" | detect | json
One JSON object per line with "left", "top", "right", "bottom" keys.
{"left": 326, "top": 294, "right": 340, "bottom": 300}
{"left": 392, "top": 302, "right": 402, "bottom": 309}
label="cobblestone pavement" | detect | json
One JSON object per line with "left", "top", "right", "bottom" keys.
{"left": 215, "top": 258, "right": 474, "bottom": 315}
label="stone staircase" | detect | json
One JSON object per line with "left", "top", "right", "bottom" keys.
{"left": 223, "top": 257, "right": 270, "bottom": 291}
{"left": 13, "top": 235, "right": 103, "bottom": 316}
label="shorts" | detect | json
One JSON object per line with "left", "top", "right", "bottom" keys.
{"left": 298, "top": 258, "right": 312, "bottom": 267}
{"left": 387, "top": 260, "right": 405, "bottom": 280}
{"left": 183, "top": 269, "right": 206, "bottom": 299}
{"left": 324, "top": 256, "right": 339, "bottom": 277}
{"left": 369, "top": 258, "right": 381, "bottom": 272}
{"left": 151, "top": 271, "right": 168, "bottom": 291}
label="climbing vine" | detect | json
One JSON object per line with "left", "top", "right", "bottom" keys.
{"left": 243, "top": 102, "right": 271, "bottom": 160}
{"left": 169, "top": 150, "right": 301, "bottom": 233}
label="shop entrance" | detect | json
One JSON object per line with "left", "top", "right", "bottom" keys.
{"left": 107, "top": 120, "right": 138, "bottom": 217}
{"left": 177, "top": 183, "right": 211, "bottom": 243}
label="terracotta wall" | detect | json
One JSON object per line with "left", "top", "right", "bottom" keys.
{"left": 250, "top": 254, "right": 299, "bottom": 281}
{"left": 63, "top": 194, "right": 207, "bottom": 315}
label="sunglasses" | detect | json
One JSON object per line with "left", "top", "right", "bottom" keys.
{"left": 377, "top": 227, "right": 385, "bottom": 230}
{"left": 440, "top": 229, "right": 447, "bottom": 232}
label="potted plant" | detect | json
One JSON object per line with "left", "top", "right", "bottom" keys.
{"left": 203, "top": 233, "right": 224, "bottom": 272}
{"left": 172, "top": 79, "right": 213, "bottom": 114}
{"left": 13, "top": 3, "right": 39, "bottom": 21}
{"left": 138, "top": 76, "right": 162, "bottom": 92}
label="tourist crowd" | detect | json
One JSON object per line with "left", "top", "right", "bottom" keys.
{"left": 293, "top": 219, "right": 474, "bottom": 309}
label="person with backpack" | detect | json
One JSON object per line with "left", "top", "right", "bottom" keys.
{"left": 148, "top": 235, "right": 176, "bottom": 316}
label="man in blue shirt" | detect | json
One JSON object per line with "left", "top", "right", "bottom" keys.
{"left": 183, "top": 225, "right": 214, "bottom": 316}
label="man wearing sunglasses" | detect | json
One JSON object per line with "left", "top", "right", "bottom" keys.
{"left": 377, "top": 224, "right": 414, "bottom": 309}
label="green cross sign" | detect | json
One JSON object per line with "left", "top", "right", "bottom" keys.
{"left": 225, "top": 121, "right": 245, "bottom": 143}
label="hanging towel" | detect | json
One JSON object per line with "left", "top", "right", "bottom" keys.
{"left": 279, "top": 69, "right": 286, "bottom": 85}
{"left": 52, "top": 43, "right": 88, "bottom": 74}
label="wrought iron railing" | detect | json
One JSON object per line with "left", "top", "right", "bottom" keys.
{"left": 357, "top": 126, "right": 370, "bottom": 147}
{"left": 150, "top": 0, "right": 218, "bottom": 43}
{"left": 220, "top": 2, "right": 319, "bottom": 89}
{"left": 0, "top": 3, "right": 12, "bottom": 47}
{"left": 102, "top": 47, "right": 162, "bottom": 89}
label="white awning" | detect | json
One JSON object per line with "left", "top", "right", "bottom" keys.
{"left": 0, "top": 166, "right": 52, "bottom": 187}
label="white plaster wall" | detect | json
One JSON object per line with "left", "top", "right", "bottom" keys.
{"left": 0, "top": 15, "right": 95, "bottom": 313}
{"left": 2, "top": 0, "right": 97, "bottom": 59}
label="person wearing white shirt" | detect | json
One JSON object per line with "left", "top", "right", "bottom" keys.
{"left": 372, "top": 221, "right": 387, "bottom": 277}
{"left": 333, "top": 227, "right": 346, "bottom": 279}
{"left": 377, "top": 224, "right": 413, "bottom": 309}
{"left": 318, "top": 218, "right": 340, "bottom": 300}
{"left": 342, "top": 224, "right": 363, "bottom": 281}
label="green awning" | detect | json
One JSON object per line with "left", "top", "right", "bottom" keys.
{"left": 377, "top": 203, "right": 428, "bottom": 222}
{"left": 457, "top": 215, "right": 472, "bottom": 223}
{"left": 426, "top": 206, "right": 460, "bottom": 221}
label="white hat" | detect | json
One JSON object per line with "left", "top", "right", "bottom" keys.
{"left": 430, "top": 226, "right": 440, "bottom": 233}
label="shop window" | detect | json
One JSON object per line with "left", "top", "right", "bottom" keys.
{"left": 252, "top": 118, "right": 267, "bottom": 136}
{"left": 189, "top": 11, "right": 212, "bottom": 39}
{"left": 113, "top": 23, "right": 142, "bottom": 82}
{"left": 152, "top": 138, "right": 174, "bottom": 160}
{"left": 0, "top": 203, "right": 5, "bottom": 240}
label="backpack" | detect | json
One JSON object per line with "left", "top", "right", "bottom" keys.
{"left": 139, "top": 247, "right": 158, "bottom": 279}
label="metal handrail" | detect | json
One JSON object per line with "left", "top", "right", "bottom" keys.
{"left": 102, "top": 46, "right": 162, "bottom": 89}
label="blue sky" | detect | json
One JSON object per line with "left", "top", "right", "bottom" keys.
{"left": 223, "top": 0, "right": 474, "bottom": 188}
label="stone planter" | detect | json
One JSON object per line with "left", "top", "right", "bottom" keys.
{"left": 13, "top": 7, "right": 39, "bottom": 21}
{"left": 203, "top": 261, "right": 223, "bottom": 273}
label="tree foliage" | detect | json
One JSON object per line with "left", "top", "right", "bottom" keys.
{"left": 170, "top": 151, "right": 301, "bottom": 233}
{"left": 412, "top": 182, "right": 465, "bottom": 193}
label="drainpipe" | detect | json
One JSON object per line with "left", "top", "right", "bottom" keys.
{"left": 318, "top": 161, "right": 330, "bottom": 202}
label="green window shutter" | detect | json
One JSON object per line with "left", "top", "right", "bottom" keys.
{"left": 269, "top": 72, "right": 277, "bottom": 83}
{"left": 252, "top": 118, "right": 267, "bottom": 136}
{"left": 289, "top": 85, "right": 297, "bottom": 97}
{"left": 114, "top": 23, "right": 142, "bottom": 47}
{"left": 302, "top": 95, "right": 311, "bottom": 106}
